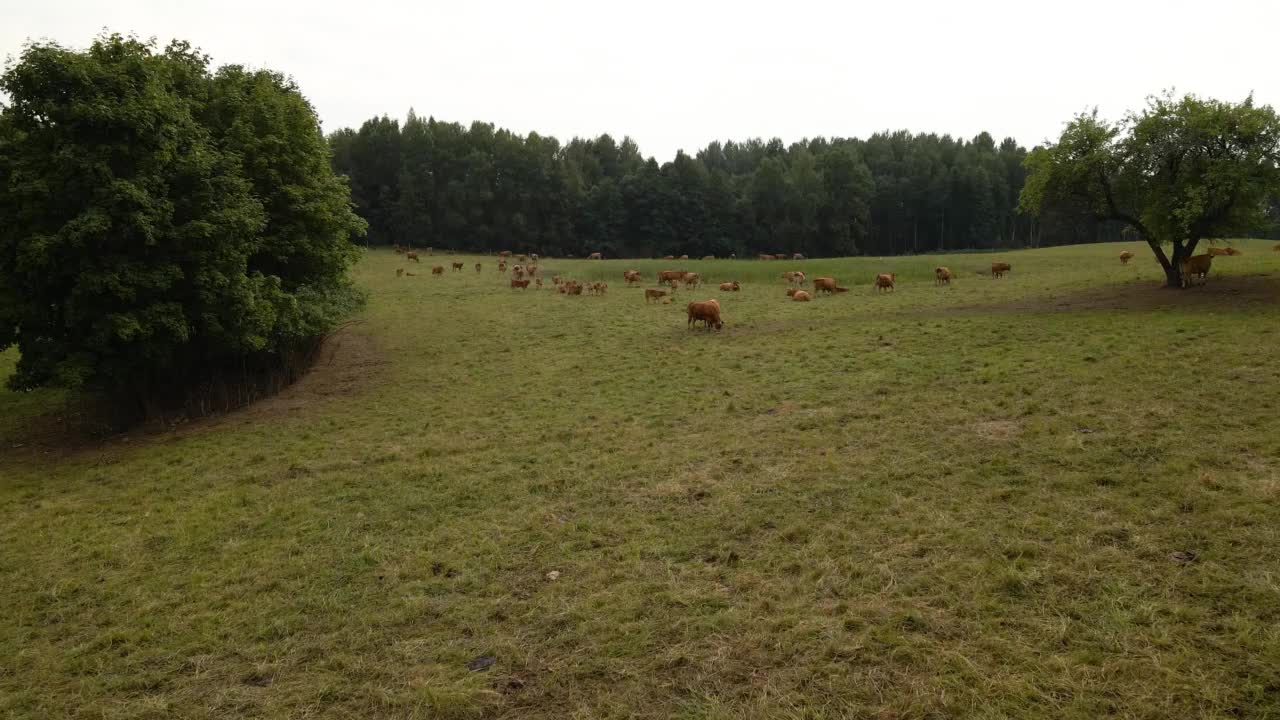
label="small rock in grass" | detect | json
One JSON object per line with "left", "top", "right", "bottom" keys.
{"left": 467, "top": 655, "right": 496, "bottom": 672}
{"left": 545, "top": 570, "right": 561, "bottom": 581}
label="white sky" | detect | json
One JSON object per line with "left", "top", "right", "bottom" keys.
{"left": 3, "top": 0, "right": 1277, "bottom": 161}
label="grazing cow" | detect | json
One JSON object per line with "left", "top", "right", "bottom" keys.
{"left": 1208, "top": 246, "right": 1242, "bottom": 257}
{"left": 567, "top": 282, "right": 584, "bottom": 295}
{"left": 679, "top": 254, "right": 689, "bottom": 260}
{"left": 1119, "top": 251, "right": 1134, "bottom": 264}
{"left": 684, "top": 273, "right": 701, "bottom": 288}
{"left": 991, "top": 262, "right": 1012, "bottom": 278}
{"left": 624, "top": 270, "right": 642, "bottom": 285}
{"left": 758, "top": 254, "right": 773, "bottom": 261}
{"left": 432, "top": 265, "right": 444, "bottom": 275}
{"left": 511, "top": 278, "right": 531, "bottom": 289}
{"left": 475, "top": 263, "right": 482, "bottom": 272}
{"left": 793, "top": 253, "right": 805, "bottom": 260}
{"left": 396, "top": 268, "right": 404, "bottom": 277}
{"left": 1180, "top": 254, "right": 1213, "bottom": 287}
{"left": 792, "top": 290, "right": 811, "bottom": 302}
{"left": 935, "top": 267, "right": 953, "bottom": 286}
{"left": 407, "top": 251, "right": 420, "bottom": 262}
{"left": 525, "top": 265, "right": 538, "bottom": 276}
{"left": 452, "top": 262, "right": 464, "bottom": 271}
{"left": 645, "top": 288, "right": 668, "bottom": 303}
{"left": 719, "top": 281, "right": 740, "bottom": 291}
{"left": 782, "top": 271, "right": 798, "bottom": 283}
{"left": 874, "top": 273, "right": 896, "bottom": 293}
{"left": 657, "top": 269, "right": 686, "bottom": 284}
{"left": 687, "top": 300, "right": 723, "bottom": 330}
{"left": 667, "top": 279, "right": 680, "bottom": 291}
{"left": 813, "top": 277, "right": 837, "bottom": 294}
{"left": 588, "top": 252, "right": 603, "bottom": 260}
{"left": 663, "top": 255, "right": 675, "bottom": 260}
{"left": 702, "top": 255, "right": 715, "bottom": 260}
{"left": 588, "top": 282, "right": 608, "bottom": 295}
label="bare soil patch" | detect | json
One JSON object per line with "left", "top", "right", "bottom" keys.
{"left": 1, "top": 326, "right": 386, "bottom": 465}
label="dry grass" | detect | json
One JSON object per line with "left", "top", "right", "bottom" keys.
{"left": 3, "top": 240, "right": 1280, "bottom": 719}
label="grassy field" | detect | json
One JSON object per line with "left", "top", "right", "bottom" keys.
{"left": 3, "top": 240, "right": 1280, "bottom": 719}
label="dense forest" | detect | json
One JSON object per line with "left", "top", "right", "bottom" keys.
{"left": 327, "top": 112, "right": 1135, "bottom": 258}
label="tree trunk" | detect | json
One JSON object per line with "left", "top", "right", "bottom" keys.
{"left": 1152, "top": 238, "right": 1200, "bottom": 288}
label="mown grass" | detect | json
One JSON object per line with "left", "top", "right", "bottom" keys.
{"left": 3, "top": 240, "right": 1280, "bottom": 719}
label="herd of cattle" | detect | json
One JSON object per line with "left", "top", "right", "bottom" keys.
{"left": 391, "top": 243, "right": 1256, "bottom": 329}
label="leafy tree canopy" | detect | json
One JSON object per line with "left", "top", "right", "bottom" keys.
{"left": 1021, "top": 92, "right": 1280, "bottom": 286}
{"left": 0, "top": 34, "right": 366, "bottom": 412}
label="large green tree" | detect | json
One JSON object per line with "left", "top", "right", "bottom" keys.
{"left": 0, "top": 35, "right": 365, "bottom": 415}
{"left": 1021, "top": 93, "right": 1280, "bottom": 287}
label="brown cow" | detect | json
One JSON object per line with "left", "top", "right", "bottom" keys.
{"left": 511, "top": 278, "right": 530, "bottom": 289}
{"left": 645, "top": 288, "right": 668, "bottom": 303}
{"left": 498, "top": 262, "right": 507, "bottom": 272}
{"left": 588, "top": 252, "right": 603, "bottom": 260}
{"left": 624, "top": 270, "right": 642, "bottom": 285}
{"left": 566, "top": 282, "right": 584, "bottom": 295}
{"left": 1180, "top": 254, "right": 1213, "bottom": 287}
{"left": 719, "top": 281, "right": 740, "bottom": 291}
{"left": 452, "top": 262, "right": 464, "bottom": 271}
{"left": 525, "top": 265, "right": 538, "bottom": 276}
{"left": 1208, "top": 246, "right": 1242, "bottom": 257}
{"left": 1119, "top": 251, "right": 1134, "bottom": 264}
{"left": 991, "top": 262, "right": 1011, "bottom": 278}
{"left": 407, "top": 251, "right": 420, "bottom": 262}
{"left": 935, "top": 266, "right": 953, "bottom": 286}
{"left": 499, "top": 250, "right": 512, "bottom": 259}
{"left": 475, "top": 263, "right": 482, "bottom": 272}
{"left": 813, "top": 277, "right": 837, "bottom": 294}
{"left": 679, "top": 254, "right": 689, "bottom": 260}
{"left": 687, "top": 299, "right": 723, "bottom": 330}
{"left": 684, "top": 273, "right": 701, "bottom": 288}
{"left": 792, "top": 290, "right": 811, "bottom": 302}
{"left": 657, "top": 270, "right": 686, "bottom": 284}
{"left": 793, "top": 253, "right": 805, "bottom": 260}
{"left": 663, "top": 255, "right": 675, "bottom": 260}
{"left": 512, "top": 265, "right": 525, "bottom": 279}
{"left": 702, "top": 255, "right": 715, "bottom": 260}
{"left": 874, "top": 273, "right": 896, "bottom": 293}
{"left": 432, "top": 265, "right": 444, "bottom": 275}
{"left": 553, "top": 275, "right": 564, "bottom": 285}
{"left": 758, "top": 254, "right": 774, "bottom": 261}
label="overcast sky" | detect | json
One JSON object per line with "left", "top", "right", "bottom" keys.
{"left": 3, "top": 0, "right": 1277, "bottom": 161}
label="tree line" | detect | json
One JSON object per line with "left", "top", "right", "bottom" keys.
{"left": 329, "top": 113, "right": 1131, "bottom": 259}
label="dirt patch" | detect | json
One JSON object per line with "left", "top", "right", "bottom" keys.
{"left": 1, "top": 326, "right": 387, "bottom": 466}
{"left": 936, "top": 273, "right": 1280, "bottom": 315}
{"left": 973, "top": 420, "right": 1023, "bottom": 443}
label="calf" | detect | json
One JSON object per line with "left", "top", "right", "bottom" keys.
{"left": 623, "top": 270, "right": 642, "bottom": 285}
{"left": 1180, "top": 254, "right": 1213, "bottom": 287}
{"left": 452, "top": 262, "right": 464, "bottom": 271}
{"left": 684, "top": 273, "right": 701, "bottom": 288}
{"left": 407, "top": 251, "right": 420, "bottom": 262}
{"left": 719, "top": 281, "right": 740, "bottom": 291}
{"left": 991, "top": 262, "right": 1011, "bottom": 278}
{"left": 874, "top": 273, "right": 896, "bottom": 293}
{"left": 1118, "top": 251, "right": 1134, "bottom": 265}
{"left": 813, "top": 277, "right": 837, "bottom": 294}
{"left": 432, "top": 265, "right": 444, "bottom": 275}
{"left": 687, "top": 299, "right": 723, "bottom": 330}
{"left": 645, "top": 288, "right": 668, "bottom": 303}
{"left": 498, "top": 261, "right": 507, "bottom": 272}
{"left": 934, "top": 266, "right": 953, "bottom": 286}
{"left": 786, "top": 287, "right": 798, "bottom": 297}
{"left": 792, "top": 290, "right": 811, "bottom": 302}
{"left": 475, "top": 263, "right": 482, "bottom": 272}
{"left": 511, "top": 278, "right": 531, "bottom": 289}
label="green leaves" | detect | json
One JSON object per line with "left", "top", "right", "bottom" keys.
{"left": 0, "top": 34, "right": 365, "bottom": 406}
